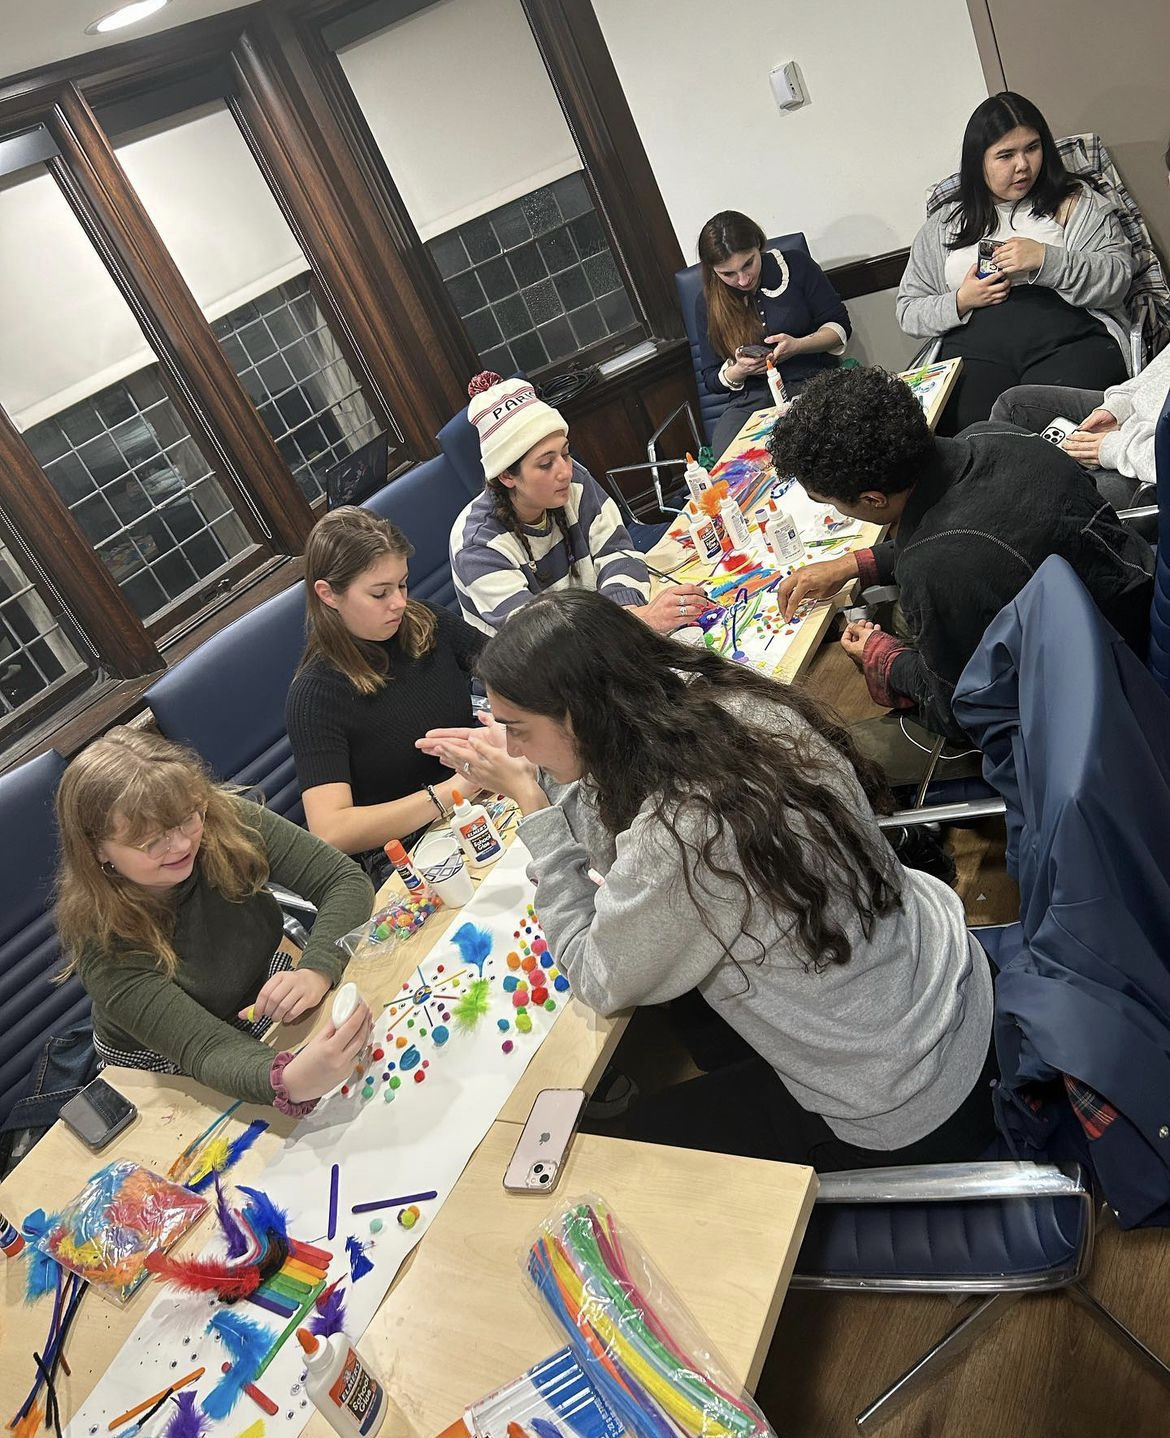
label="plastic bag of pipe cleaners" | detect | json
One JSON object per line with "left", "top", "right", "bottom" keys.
{"left": 525, "top": 1197, "right": 776, "bottom": 1438}
{"left": 37, "top": 1161, "right": 207, "bottom": 1304}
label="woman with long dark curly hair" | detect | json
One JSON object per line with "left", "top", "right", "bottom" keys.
{"left": 898, "top": 92, "right": 1132, "bottom": 433}
{"left": 417, "top": 590, "right": 997, "bottom": 1170}
{"left": 449, "top": 372, "right": 710, "bottom": 638}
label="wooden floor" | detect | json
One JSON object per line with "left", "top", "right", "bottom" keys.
{"left": 602, "top": 637, "right": 1170, "bottom": 1437}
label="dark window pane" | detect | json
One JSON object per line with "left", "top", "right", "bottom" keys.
{"left": 495, "top": 295, "right": 533, "bottom": 341}
{"left": 111, "top": 415, "right": 161, "bottom": 470}
{"left": 491, "top": 202, "right": 531, "bottom": 250}
{"left": 258, "top": 355, "right": 295, "bottom": 395}
{"left": 480, "top": 344, "right": 516, "bottom": 377}
{"left": 584, "top": 252, "right": 622, "bottom": 297}
{"left": 76, "top": 434, "right": 125, "bottom": 489}
{"left": 108, "top": 478, "right": 152, "bottom": 525}
{"left": 152, "top": 548, "right": 197, "bottom": 598}
{"left": 570, "top": 212, "right": 607, "bottom": 260}
{"left": 237, "top": 318, "right": 278, "bottom": 360}
{"left": 465, "top": 308, "right": 503, "bottom": 352}
{"left": 430, "top": 232, "right": 470, "bottom": 278}
{"left": 568, "top": 305, "right": 607, "bottom": 347}
{"left": 462, "top": 217, "right": 501, "bottom": 263}
{"left": 538, "top": 316, "right": 576, "bottom": 364}
{"left": 511, "top": 331, "right": 548, "bottom": 372}
{"left": 552, "top": 172, "right": 592, "bottom": 222}
{"left": 509, "top": 243, "right": 547, "bottom": 288}
{"left": 553, "top": 268, "right": 592, "bottom": 311}
{"left": 448, "top": 271, "right": 487, "bottom": 316}
{"left": 25, "top": 421, "right": 69, "bottom": 467}
{"left": 182, "top": 531, "right": 226, "bottom": 575}
{"left": 478, "top": 255, "right": 518, "bottom": 303}
{"left": 526, "top": 278, "right": 563, "bottom": 326}
{"left": 44, "top": 452, "right": 91, "bottom": 506}
{"left": 93, "top": 388, "right": 137, "bottom": 429}
{"left": 162, "top": 498, "right": 202, "bottom": 543}
{"left": 599, "top": 290, "right": 638, "bottom": 334}
{"left": 521, "top": 188, "right": 562, "bottom": 237}
{"left": 121, "top": 566, "right": 167, "bottom": 619}
{"left": 537, "top": 229, "right": 577, "bottom": 274}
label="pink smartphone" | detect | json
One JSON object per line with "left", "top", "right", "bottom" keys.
{"left": 503, "top": 1088, "right": 587, "bottom": 1193}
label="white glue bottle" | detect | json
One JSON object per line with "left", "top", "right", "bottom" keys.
{"left": 689, "top": 510, "right": 723, "bottom": 561}
{"left": 297, "top": 1328, "right": 398, "bottom": 1438}
{"left": 718, "top": 494, "right": 752, "bottom": 552}
{"left": 450, "top": 789, "right": 504, "bottom": 867}
{"left": 766, "top": 359, "right": 789, "bottom": 412}
{"left": 766, "top": 510, "right": 804, "bottom": 565}
{"left": 682, "top": 451, "right": 712, "bottom": 503}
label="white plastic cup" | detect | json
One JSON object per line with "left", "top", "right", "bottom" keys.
{"left": 414, "top": 829, "right": 475, "bottom": 907}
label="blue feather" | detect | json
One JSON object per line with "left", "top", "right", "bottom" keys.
{"left": 450, "top": 922, "right": 493, "bottom": 975}
{"left": 203, "top": 1309, "right": 273, "bottom": 1420}
{"left": 309, "top": 1282, "right": 347, "bottom": 1337}
{"left": 213, "top": 1177, "right": 249, "bottom": 1260}
{"left": 162, "top": 1391, "right": 209, "bottom": 1438}
{"left": 345, "top": 1235, "right": 373, "bottom": 1282}
{"left": 20, "top": 1209, "right": 60, "bottom": 1302}
{"left": 236, "top": 1184, "right": 289, "bottom": 1243}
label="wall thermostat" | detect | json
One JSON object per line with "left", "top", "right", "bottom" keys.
{"left": 769, "top": 61, "right": 807, "bottom": 113}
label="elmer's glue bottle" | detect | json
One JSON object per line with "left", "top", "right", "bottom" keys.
{"left": 766, "top": 509, "right": 804, "bottom": 565}
{"left": 682, "top": 451, "right": 712, "bottom": 503}
{"left": 297, "top": 1328, "right": 398, "bottom": 1438}
{"left": 451, "top": 790, "right": 504, "bottom": 867}
{"left": 766, "top": 359, "right": 789, "bottom": 412}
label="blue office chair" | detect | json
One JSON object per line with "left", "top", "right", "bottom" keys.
{"left": 675, "top": 232, "right": 811, "bottom": 447}
{"left": 1146, "top": 387, "right": 1170, "bottom": 697}
{"left": 0, "top": 750, "right": 91, "bottom": 1139}
{"left": 363, "top": 454, "right": 473, "bottom": 613}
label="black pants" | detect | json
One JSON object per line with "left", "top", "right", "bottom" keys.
{"left": 937, "top": 287, "right": 1127, "bottom": 435}
{"left": 623, "top": 1029, "right": 1000, "bottom": 1172}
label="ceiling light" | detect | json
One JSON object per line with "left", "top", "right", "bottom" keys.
{"left": 86, "top": 0, "right": 170, "bottom": 36}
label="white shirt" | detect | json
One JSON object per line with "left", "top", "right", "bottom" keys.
{"left": 943, "top": 200, "right": 1067, "bottom": 290}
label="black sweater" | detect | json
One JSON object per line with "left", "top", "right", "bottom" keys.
{"left": 285, "top": 606, "right": 484, "bottom": 837}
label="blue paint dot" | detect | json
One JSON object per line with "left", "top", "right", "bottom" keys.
{"left": 432, "top": 1025, "right": 449, "bottom": 1045}
{"left": 399, "top": 1045, "right": 421, "bottom": 1071}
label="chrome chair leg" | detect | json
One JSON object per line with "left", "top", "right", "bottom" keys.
{"left": 1067, "top": 1283, "right": 1170, "bottom": 1390}
{"left": 855, "top": 1292, "right": 1023, "bottom": 1432}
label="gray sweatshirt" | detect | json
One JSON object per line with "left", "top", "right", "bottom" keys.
{"left": 897, "top": 182, "right": 1134, "bottom": 355}
{"left": 518, "top": 694, "right": 992, "bottom": 1151}
{"left": 1098, "top": 342, "right": 1170, "bottom": 486}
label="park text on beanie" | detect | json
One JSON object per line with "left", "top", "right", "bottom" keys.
{"left": 467, "top": 371, "right": 568, "bottom": 480}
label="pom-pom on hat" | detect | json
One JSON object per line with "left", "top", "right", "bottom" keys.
{"left": 467, "top": 371, "right": 568, "bottom": 480}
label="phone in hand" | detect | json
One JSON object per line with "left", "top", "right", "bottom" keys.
{"left": 59, "top": 1078, "right": 138, "bottom": 1151}
{"left": 976, "top": 239, "right": 1004, "bottom": 279}
{"left": 503, "top": 1088, "right": 587, "bottom": 1193}
{"left": 737, "top": 343, "right": 771, "bottom": 359}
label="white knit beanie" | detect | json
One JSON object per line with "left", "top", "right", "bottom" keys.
{"left": 466, "top": 371, "right": 568, "bottom": 481}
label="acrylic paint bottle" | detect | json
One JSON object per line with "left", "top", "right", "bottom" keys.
{"left": 766, "top": 359, "right": 789, "bottom": 412}
{"left": 450, "top": 790, "right": 504, "bottom": 867}
{"left": 765, "top": 510, "right": 804, "bottom": 564}
{"left": 297, "top": 1329, "right": 399, "bottom": 1438}
{"left": 682, "top": 451, "right": 712, "bottom": 503}
{"left": 383, "top": 839, "right": 434, "bottom": 901}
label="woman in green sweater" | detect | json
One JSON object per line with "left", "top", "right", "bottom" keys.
{"left": 56, "top": 728, "right": 375, "bottom": 1115}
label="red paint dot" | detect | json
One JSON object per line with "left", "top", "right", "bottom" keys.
{"left": 436, "top": 964, "right": 444, "bottom": 973}
{"left": 413, "top": 1070, "right": 426, "bottom": 1083}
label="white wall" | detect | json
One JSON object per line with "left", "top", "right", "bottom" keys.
{"left": 593, "top": 0, "right": 988, "bottom": 267}
{"left": 339, "top": 0, "right": 580, "bottom": 240}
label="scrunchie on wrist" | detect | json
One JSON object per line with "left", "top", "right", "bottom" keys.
{"left": 269, "top": 1050, "right": 318, "bottom": 1118}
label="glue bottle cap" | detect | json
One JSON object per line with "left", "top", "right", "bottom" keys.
{"left": 296, "top": 1328, "right": 320, "bottom": 1355}
{"left": 384, "top": 839, "right": 407, "bottom": 863}
{"left": 685, "top": 451, "right": 696, "bottom": 465}
{"left": 451, "top": 789, "right": 466, "bottom": 808}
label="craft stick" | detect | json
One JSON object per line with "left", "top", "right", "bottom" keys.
{"left": 221, "top": 1365, "right": 279, "bottom": 1417}
{"left": 283, "top": 1257, "right": 328, "bottom": 1285}
{"left": 326, "top": 1165, "right": 339, "bottom": 1241}
{"left": 107, "top": 1369, "right": 204, "bottom": 1430}
{"left": 350, "top": 1189, "right": 438, "bottom": 1214}
{"left": 253, "top": 1279, "right": 326, "bottom": 1381}
{"left": 229, "top": 1423, "right": 266, "bottom": 1438}
{"left": 286, "top": 1238, "right": 333, "bottom": 1269}
{"left": 266, "top": 1271, "right": 318, "bottom": 1302}
{"left": 248, "top": 1290, "right": 296, "bottom": 1319}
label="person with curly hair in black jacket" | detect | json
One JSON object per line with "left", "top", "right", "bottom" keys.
{"left": 768, "top": 366, "right": 1153, "bottom": 741}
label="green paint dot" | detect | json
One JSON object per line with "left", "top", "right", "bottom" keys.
{"left": 389, "top": 1075, "right": 402, "bottom": 1089}
{"left": 418, "top": 1027, "right": 427, "bottom": 1037}
{"left": 407, "top": 1018, "right": 415, "bottom": 1028}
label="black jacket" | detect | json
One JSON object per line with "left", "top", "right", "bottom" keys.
{"left": 863, "top": 424, "right": 1154, "bottom": 740}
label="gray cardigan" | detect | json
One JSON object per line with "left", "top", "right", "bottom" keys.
{"left": 897, "top": 182, "right": 1134, "bottom": 353}
{"left": 518, "top": 693, "right": 992, "bottom": 1151}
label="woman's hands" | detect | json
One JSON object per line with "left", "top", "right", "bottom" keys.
{"left": 418, "top": 714, "right": 546, "bottom": 812}
{"left": 633, "top": 584, "right": 713, "bottom": 634}
{"left": 956, "top": 262, "right": 1010, "bottom": 317}
{"left": 242, "top": 966, "right": 330, "bottom": 1025}
{"left": 993, "top": 236, "right": 1045, "bottom": 279}
{"left": 281, "top": 1000, "right": 373, "bottom": 1103}
{"left": 1060, "top": 407, "right": 1118, "bottom": 467}
{"left": 726, "top": 348, "right": 769, "bottom": 385}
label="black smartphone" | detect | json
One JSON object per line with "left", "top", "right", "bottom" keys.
{"left": 738, "top": 343, "right": 771, "bottom": 358}
{"left": 59, "top": 1079, "right": 138, "bottom": 1150}
{"left": 976, "top": 239, "right": 1004, "bottom": 279}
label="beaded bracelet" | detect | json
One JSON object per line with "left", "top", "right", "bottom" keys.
{"left": 269, "top": 1050, "right": 319, "bottom": 1118}
{"left": 424, "top": 783, "right": 448, "bottom": 820}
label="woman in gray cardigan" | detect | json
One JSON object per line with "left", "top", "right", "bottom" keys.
{"left": 419, "top": 590, "right": 997, "bottom": 1172}
{"left": 898, "top": 92, "right": 1132, "bottom": 432}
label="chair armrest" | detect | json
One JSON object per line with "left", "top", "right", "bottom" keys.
{"left": 814, "top": 1161, "right": 1086, "bottom": 1204}
{"left": 1117, "top": 504, "right": 1158, "bottom": 525}
{"left": 877, "top": 796, "right": 1007, "bottom": 828}
{"left": 1129, "top": 321, "right": 1146, "bottom": 380}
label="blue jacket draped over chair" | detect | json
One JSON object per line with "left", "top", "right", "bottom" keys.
{"left": 954, "top": 555, "right": 1170, "bottom": 1228}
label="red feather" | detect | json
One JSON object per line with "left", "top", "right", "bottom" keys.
{"left": 145, "top": 1250, "right": 262, "bottom": 1300}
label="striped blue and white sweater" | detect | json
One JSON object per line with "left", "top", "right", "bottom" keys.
{"left": 449, "top": 461, "right": 650, "bottom": 636}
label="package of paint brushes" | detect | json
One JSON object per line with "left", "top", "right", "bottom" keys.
{"left": 525, "top": 1197, "right": 776, "bottom": 1438}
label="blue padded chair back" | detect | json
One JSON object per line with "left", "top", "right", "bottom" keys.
{"left": 146, "top": 582, "right": 307, "bottom": 823}
{"left": 676, "top": 232, "right": 811, "bottom": 446}
{"left": 0, "top": 750, "right": 90, "bottom": 1129}
{"left": 363, "top": 455, "right": 470, "bottom": 613}
{"left": 435, "top": 372, "right": 528, "bottom": 500}
{"left": 1148, "top": 388, "right": 1170, "bottom": 697}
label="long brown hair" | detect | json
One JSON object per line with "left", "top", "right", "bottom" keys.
{"left": 478, "top": 592, "right": 902, "bottom": 973}
{"left": 56, "top": 727, "right": 270, "bottom": 978}
{"left": 698, "top": 210, "right": 769, "bottom": 361}
{"left": 300, "top": 506, "right": 437, "bottom": 696}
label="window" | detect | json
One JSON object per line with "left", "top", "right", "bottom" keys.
{"left": 25, "top": 371, "right": 252, "bottom": 622}
{"left": 213, "top": 275, "right": 383, "bottom": 503}
{"left": 429, "top": 173, "right": 639, "bottom": 375}
{"left": 0, "top": 529, "right": 93, "bottom": 731}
